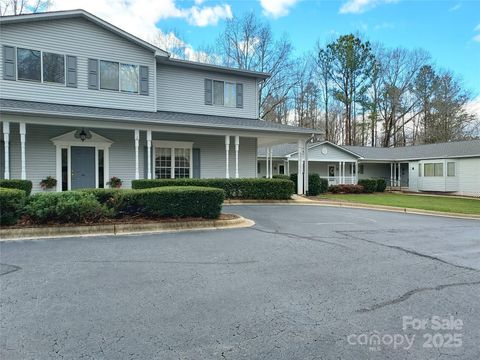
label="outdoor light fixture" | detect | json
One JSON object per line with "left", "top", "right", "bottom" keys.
{"left": 75, "top": 128, "right": 92, "bottom": 142}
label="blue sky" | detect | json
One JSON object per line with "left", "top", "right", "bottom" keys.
{"left": 158, "top": 0, "right": 480, "bottom": 96}
{"left": 51, "top": 0, "right": 479, "bottom": 103}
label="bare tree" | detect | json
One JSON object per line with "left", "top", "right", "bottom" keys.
{"left": 0, "top": 0, "right": 50, "bottom": 16}
{"left": 216, "top": 12, "right": 294, "bottom": 121}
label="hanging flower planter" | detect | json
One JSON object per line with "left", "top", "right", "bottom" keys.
{"left": 40, "top": 176, "right": 57, "bottom": 191}
{"left": 107, "top": 176, "right": 123, "bottom": 189}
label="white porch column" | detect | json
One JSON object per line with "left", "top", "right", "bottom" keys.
{"left": 225, "top": 135, "right": 230, "bottom": 178}
{"left": 265, "top": 148, "right": 269, "bottom": 178}
{"left": 146, "top": 130, "right": 152, "bottom": 179}
{"left": 3, "top": 122, "right": 10, "bottom": 179}
{"left": 134, "top": 129, "right": 140, "bottom": 180}
{"left": 297, "top": 139, "right": 304, "bottom": 194}
{"left": 19, "top": 122, "right": 26, "bottom": 180}
{"left": 304, "top": 140, "right": 309, "bottom": 194}
{"left": 354, "top": 161, "right": 358, "bottom": 184}
{"left": 398, "top": 163, "right": 401, "bottom": 188}
{"left": 286, "top": 157, "right": 290, "bottom": 176}
{"left": 390, "top": 163, "right": 394, "bottom": 187}
{"left": 269, "top": 146, "right": 273, "bottom": 179}
{"left": 234, "top": 135, "right": 239, "bottom": 179}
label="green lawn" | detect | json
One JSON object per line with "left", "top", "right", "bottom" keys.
{"left": 319, "top": 193, "right": 480, "bottom": 215}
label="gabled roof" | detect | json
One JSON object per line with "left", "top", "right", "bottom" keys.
{"left": 0, "top": 9, "right": 169, "bottom": 56}
{"left": 258, "top": 141, "right": 362, "bottom": 158}
{"left": 0, "top": 99, "right": 314, "bottom": 135}
{"left": 158, "top": 58, "right": 270, "bottom": 80}
{"left": 343, "top": 140, "right": 480, "bottom": 160}
{"left": 258, "top": 139, "right": 480, "bottom": 160}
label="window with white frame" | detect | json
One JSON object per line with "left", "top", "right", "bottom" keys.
{"left": 424, "top": 163, "right": 443, "bottom": 177}
{"left": 447, "top": 162, "right": 455, "bottom": 176}
{"left": 154, "top": 141, "right": 193, "bottom": 179}
{"left": 212, "top": 80, "right": 238, "bottom": 107}
{"left": 100, "top": 60, "right": 139, "bottom": 93}
{"left": 17, "top": 48, "right": 65, "bottom": 84}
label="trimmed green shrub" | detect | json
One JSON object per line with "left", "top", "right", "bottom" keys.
{"left": 289, "top": 173, "right": 328, "bottom": 196}
{"left": 328, "top": 184, "right": 364, "bottom": 194}
{"left": 376, "top": 178, "right": 387, "bottom": 192}
{"left": 272, "top": 174, "right": 291, "bottom": 180}
{"left": 0, "top": 188, "right": 26, "bottom": 225}
{"left": 132, "top": 178, "right": 294, "bottom": 200}
{"left": 358, "top": 179, "right": 378, "bottom": 193}
{"left": 24, "top": 192, "right": 111, "bottom": 224}
{"left": 78, "top": 188, "right": 124, "bottom": 215}
{"left": 120, "top": 186, "right": 224, "bottom": 219}
{"left": 0, "top": 179, "right": 33, "bottom": 196}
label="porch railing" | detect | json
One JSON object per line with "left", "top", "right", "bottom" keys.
{"left": 327, "top": 176, "right": 357, "bottom": 185}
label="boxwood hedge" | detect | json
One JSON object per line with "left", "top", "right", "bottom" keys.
{"left": 0, "top": 179, "right": 33, "bottom": 196}
{"left": 119, "top": 186, "right": 224, "bottom": 219}
{"left": 357, "top": 179, "right": 378, "bottom": 193}
{"left": 131, "top": 178, "right": 294, "bottom": 200}
{"left": 24, "top": 191, "right": 111, "bottom": 224}
{"left": 0, "top": 188, "right": 26, "bottom": 225}
{"left": 289, "top": 173, "right": 328, "bottom": 196}
{"left": 376, "top": 178, "right": 387, "bottom": 192}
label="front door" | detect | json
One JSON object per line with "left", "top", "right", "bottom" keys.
{"left": 71, "top": 146, "right": 95, "bottom": 189}
{"left": 328, "top": 165, "right": 336, "bottom": 185}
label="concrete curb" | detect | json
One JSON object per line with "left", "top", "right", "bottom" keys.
{"left": 226, "top": 201, "right": 480, "bottom": 221}
{"left": 0, "top": 215, "right": 255, "bottom": 241}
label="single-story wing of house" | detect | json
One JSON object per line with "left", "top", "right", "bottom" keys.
{"left": 258, "top": 139, "right": 480, "bottom": 196}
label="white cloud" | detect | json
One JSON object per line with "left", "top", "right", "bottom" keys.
{"left": 259, "top": 0, "right": 300, "bottom": 18}
{"left": 49, "top": 0, "right": 232, "bottom": 41}
{"left": 188, "top": 4, "right": 232, "bottom": 26}
{"left": 465, "top": 96, "right": 480, "bottom": 119}
{"left": 374, "top": 21, "right": 395, "bottom": 30}
{"left": 473, "top": 24, "right": 480, "bottom": 42}
{"left": 449, "top": 3, "right": 461, "bottom": 12}
{"left": 339, "top": 0, "right": 399, "bottom": 14}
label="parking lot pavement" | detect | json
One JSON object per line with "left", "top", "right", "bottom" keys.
{"left": 1, "top": 205, "right": 479, "bottom": 359}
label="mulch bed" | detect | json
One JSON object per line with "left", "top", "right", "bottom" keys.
{"left": 4, "top": 213, "right": 238, "bottom": 229}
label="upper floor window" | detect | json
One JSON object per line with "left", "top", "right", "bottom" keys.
{"left": 205, "top": 79, "right": 243, "bottom": 108}
{"left": 99, "top": 60, "right": 139, "bottom": 93}
{"left": 17, "top": 48, "right": 65, "bottom": 84}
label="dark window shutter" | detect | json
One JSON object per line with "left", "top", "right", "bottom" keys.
{"left": 3, "top": 46, "right": 16, "bottom": 81}
{"left": 66, "top": 55, "right": 77, "bottom": 88}
{"left": 88, "top": 58, "right": 98, "bottom": 89}
{"left": 236, "top": 83, "right": 243, "bottom": 108}
{"left": 193, "top": 148, "right": 201, "bottom": 178}
{"left": 204, "top": 79, "right": 212, "bottom": 105}
{"left": 139, "top": 66, "right": 149, "bottom": 95}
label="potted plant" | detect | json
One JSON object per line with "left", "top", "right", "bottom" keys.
{"left": 40, "top": 176, "right": 57, "bottom": 191}
{"left": 107, "top": 176, "right": 123, "bottom": 188}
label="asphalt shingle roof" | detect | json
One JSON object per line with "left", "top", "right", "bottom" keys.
{"left": 0, "top": 99, "right": 314, "bottom": 135}
{"left": 258, "top": 140, "right": 480, "bottom": 160}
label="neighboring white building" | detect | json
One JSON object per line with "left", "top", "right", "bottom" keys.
{"left": 258, "top": 140, "right": 480, "bottom": 196}
{"left": 0, "top": 10, "right": 318, "bottom": 194}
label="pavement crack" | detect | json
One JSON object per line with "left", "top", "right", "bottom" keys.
{"left": 252, "top": 227, "right": 351, "bottom": 249}
{"left": 74, "top": 260, "right": 257, "bottom": 265}
{"left": 357, "top": 280, "right": 480, "bottom": 313}
{"left": 0, "top": 263, "right": 21, "bottom": 276}
{"left": 336, "top": 230, "right": 479, "bottom": 272}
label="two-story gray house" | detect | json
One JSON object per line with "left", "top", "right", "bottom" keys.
{"left": 0, "top": 10, "right": 315, "bottom": 194}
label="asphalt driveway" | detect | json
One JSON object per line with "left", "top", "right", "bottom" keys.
{"left": 1, "top": 205, "right": 479, "bottom": 359}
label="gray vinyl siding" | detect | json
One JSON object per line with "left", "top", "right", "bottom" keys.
{"left": 151, "top": 133, "right": 257, "bottom": 178}
{"left": 457, "top": 158, "right": 480, "bottom": 196}
{"left": 5, "top": 122, "right": 257, "bottom": 193}
{"left": 156, "top": 64, "right": 258, "bottom": 119}
{"left": 0, "top": 18, "right": 155, "bottom": 111}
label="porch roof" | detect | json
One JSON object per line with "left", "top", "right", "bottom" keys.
{"left": 0, "top": 99, "right": 316, "bottom": 137}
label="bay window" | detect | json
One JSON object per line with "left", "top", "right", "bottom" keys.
{"left": 424, "top": 162, "right": 443, "bottom": 177}
{"left": 447, "top": 162, "right": 455, "bottom": 176}
{"left": 153, "top": 141, "right": 193, "bottom": 179}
